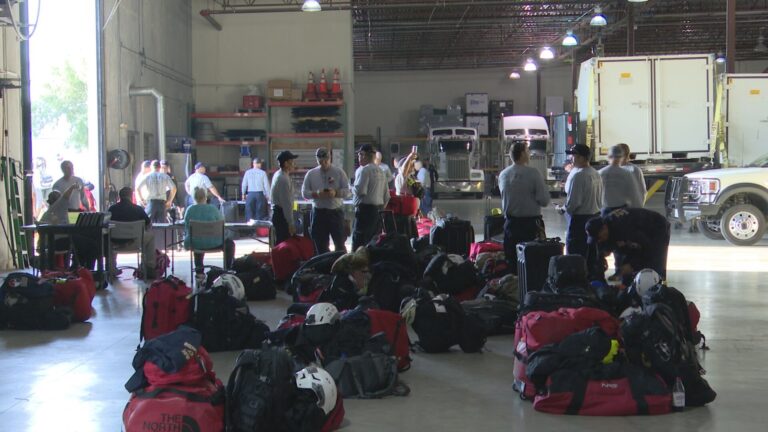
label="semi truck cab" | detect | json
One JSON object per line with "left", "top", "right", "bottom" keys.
{"left": 427, "top": 127, "right": 485, "bottom": 198}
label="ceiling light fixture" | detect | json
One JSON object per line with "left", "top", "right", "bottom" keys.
{"left": 590, "top": 7, "right": 607, "bottom": 27}
{"left": 562, "top": 31, "right": 578, "bottom": 47}
{"left": 627, "top": 0, "right": 648, "bottom": 3}
{"left": 509, "top": 71, "right": 521, "bottom": 79}
{"left": 755, "top": 28, "right": 767, "bottom": 53}
{"left": 302, "top": 0, "right": 321, "bottom": 12}
{"left": 539, "top": 46, "right": 555, "bottom": 60}
{"left": 524, "top": 58, "right": 538, "bottom": 72}
{"left": 715, "top": 52, "right": 726, "bottom": 64}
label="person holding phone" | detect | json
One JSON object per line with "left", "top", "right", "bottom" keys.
{"left": 395, "top": 147, "right": 418, "bottom": 196}
{"left": 302, "top": 148, "right": 350, "bottom": 254}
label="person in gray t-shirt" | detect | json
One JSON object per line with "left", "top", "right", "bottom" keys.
{"left": 271, "top": 151, "right": 299, "bottom": 245}
{"left": 302, "top": 148, "right": 350, "bottom": 254}
{"left": 51, "top": 160, "right": 88, "bottom": 211}
{"left": 556, "top": 144, "right": 602, "bottom": 257}
{"left": 618, "top": 143, "right": 647, "bottom": 208}
{"left": 599, "top": 145, "right": 642, "bottom": 212}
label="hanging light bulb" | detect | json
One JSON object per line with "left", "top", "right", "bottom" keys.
{"left": 524, "top": 58, "right": 538, "bottom": 72}
{"left": 509, "top": 71, "right": 521, "bottom": 79}
{"left": 562, "top": 31, "right": 578, "bottom": 47}
{"left": 302, "top": 0, "right": 321, "bottom": 12}
{"left": 539, "top": 46, "right": 555, "bottom": 60}
{"left": 590, "top": 7, "right": 607, "bottom": 27}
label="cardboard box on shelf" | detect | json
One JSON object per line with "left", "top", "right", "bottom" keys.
{"left": 267, "top": 79, "right": 293, "bottom": 100}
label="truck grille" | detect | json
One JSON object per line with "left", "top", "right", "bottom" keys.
{"left": 446, "top": 156, "right": 469, "bottom": 181}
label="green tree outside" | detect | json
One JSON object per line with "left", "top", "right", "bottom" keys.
{"left": 32, "top": 60, "right": 88, "bottom": 150}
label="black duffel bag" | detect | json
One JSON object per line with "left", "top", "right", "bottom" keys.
{"left": 324, "top": 352, "right": 410, "bottom": 399}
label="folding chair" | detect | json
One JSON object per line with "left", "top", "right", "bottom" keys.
{"left": 188, "top": 219, "right": 225, "bottom": 291}
{"left": 111, "top": 220, "right": 146, "bottom": 280}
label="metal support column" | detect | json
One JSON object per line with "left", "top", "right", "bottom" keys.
{"left": 627, "top": 4, "right": 635, "bottom": 56}
{"left": 726, "top": 0, "right": 736, "bottom": 73}
{"left": 536, "top": 70, "right": 542, "bottom": 115}
{"left": 20, "top": 0, "right": 33, "bottom": 224}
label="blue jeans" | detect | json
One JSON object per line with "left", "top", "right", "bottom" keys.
{"left": 420, "top": 189, "right": 433, "bottom": 215}
{"left": 245, "top": 191, "right": 267, "bottom": 221}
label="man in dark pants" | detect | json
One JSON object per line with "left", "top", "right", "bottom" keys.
{"left": 108, "top": 187, "right": 156, "bottom": 278}
{"left": 585, "top": 207, "right": 672, "bottom": 281}
{"left": 302, "top": 148, "right": 350, "bottom": 254}
{"left": 271, "top": 151, "right": 299, "bottom": 245}
{"left": 556, "top": 144, "right": 602, "bottom": 258}
{"left": 498, "top": 141, "right": 551, "bottom": 271}
{"left": 241, "top": 157, "right": 271, "bottom": 221}
{"left": 137, "top": 160, "right": 177, "bottom": 223}
{"left": 352, "top": 144, "right": 390, "bottom": 251}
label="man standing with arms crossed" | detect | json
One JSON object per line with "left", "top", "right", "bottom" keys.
{"left": 302, "top": 148, "right": 350, "bottom": 254}
{"left": 137, "top": 160, "right": 177, "bottom": 223}
{"left": 498, "top": 141, "right": 551, "bottom": 270}
{"left": 241, "top": 157, "right": 271, "bottom": 222}
{"left": 351, "top": 144, "right": 389, "bottom": 251}
{"left": 556, "top": 144, "right": 602, "bottom": 258}
{"left": 271, "top": 151, "right": 299, "bottom": 245}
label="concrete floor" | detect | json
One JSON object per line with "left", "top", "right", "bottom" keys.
{"left": 1, "top": 196, "right": 767, "bottom": 431}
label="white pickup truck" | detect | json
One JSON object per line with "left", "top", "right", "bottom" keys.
{"left": 666, "top": 153, "right": 768, "bottom": 246}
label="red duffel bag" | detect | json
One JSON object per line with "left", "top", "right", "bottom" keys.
{"left": 386, "top": 192, "right": 419, "bottom": 216}
{"left": 365, "top": 309, "right": 412, "bottom": 371}
{"left": 469, "top": 241, "right": 503, "bottom": 262}
{"left": 43, "top": 268, "right": 96, "bottom": 322}
{"left": 272, "top": 235, "right": 315, "bottom": 281}
{"left": 521, "top": 307, "right": 620, "bottom": 353}
{"left": 533, "top": 365, "right": 672, "bottom": 416}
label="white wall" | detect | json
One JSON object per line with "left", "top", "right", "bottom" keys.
{"left": 190, "top": 2, "right": 354, "bottom": 171}
{"left": 103, "top": 0, "right": 194, "bottom": 189}
{"left": 0, "top": 27, "right": 23, "bottom": 270}
{"left": 354, "top": 65, "right": 573, "bottom": 144}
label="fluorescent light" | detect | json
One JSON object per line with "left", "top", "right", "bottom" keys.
{"left": 591, "top": 7, "right": 607, "bottom": 27}
{"left": 302, "top": 0, "right": 321, "bottom": 12}
{"left": 509, "top": 71, "right": 521, "bottom": 79}
{"left": 627, "top": 0, "right": 648, "bottom": 2}
{"left": 524, "top": 58, "right": 538, "bottom": 72}
{"left": 539, "top": 46, "right": 555, "bottom": 60}
{"left": 563, "top": 31, "right": 578, "bottom": 47}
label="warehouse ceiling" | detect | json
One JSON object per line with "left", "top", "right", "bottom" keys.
{"left": 202, "top": 1, "right": 768, "bottom": 71}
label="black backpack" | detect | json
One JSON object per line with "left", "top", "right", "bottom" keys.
{"left": 237, "top": 268, "right": 276, "bottom": 301}
{"left": 319, "top": 308, "right": 372, "bottom": 363}
{"left": 289, "top": 251, "right": 345, "bottom": 297}
{"left": 367, "top": 261, "right": 418, "bottom": 313}
{"left": 226, "top": 347, "right": 295, "bottom": 432}
{"left": 642, "top": 284, "right": 698, "bottom": 344}
{"left": 191, "top": 286, "right": 269, "bottom": 352}
{"left": 0, "top": 272, "right": 70, "bottom": 330}
{"left": 544, "top": 254, "right": 588, "bottom": 293}
{"left": 423, "top": 254, "right": 478, "bottom": 295}
{"left": 461, "top": 298, "right": 518, "bottom": 336}
{"left": 411, "top": 292, "right": 486, "bottom": 353}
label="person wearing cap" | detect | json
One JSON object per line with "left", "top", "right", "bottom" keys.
{"left": 241, "top": 157, "right": 271, "bottom": 222}
{"left": 137, "top": 160, "right": 177, "bottom": 223}
{"left": 302, "top": 148, "right": 351, "bottom": 254}
{"left": 617, "top": 143, "right": 647, "bottom": 208}
{"left": 585, "top": 207, "right": 671, "bottom": 281}
{"left": 134, "top": 160, "right": 152, "bottom": 204}
{"left": 598, "top": 145, "right": 643, "bottom": 281}
{"left": 351, "top": 143, "right": 390, "bottom": 250}
{"left": 498, "top": 141, "right": 551, "bottom": 270}
{"left": 271, "top": 150, "right": 299, "bottom": 245}
{"left": 555, "top": 144, "right": 602, "bottom": 258}
{"left": 184, "top": 162, "right": 225, "bottom": 208}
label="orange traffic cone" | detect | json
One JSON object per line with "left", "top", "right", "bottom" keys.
{"left": 318, "top": 68, "right": 328, "bottom": 98}
{"left": 305, "top": 71, "right": 317, "bottom": 100}
{"left": 330, "top": 68, "right": 343, "bottom": 99}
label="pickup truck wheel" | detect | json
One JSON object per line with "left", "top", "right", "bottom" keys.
{"left": 696, "top": 218, "right": 724, "bottom": 240}
{"left": 720, "top": 204, "right": 766, "bottom": 246}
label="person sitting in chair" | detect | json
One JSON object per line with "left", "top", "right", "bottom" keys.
{"left": 107, "top": 187, "right": 157, "bottom": 279}
{"left": 184, "top": 187, "right": 235, "bottom": 285}
{"left": 38, "top": 183, "right": 98, "bottom": 270}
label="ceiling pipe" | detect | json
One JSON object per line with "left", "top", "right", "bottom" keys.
{"left": 128, "top": 88, "right": 167, "bottom": 161}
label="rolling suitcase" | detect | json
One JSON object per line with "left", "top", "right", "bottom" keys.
{"left": 516, "top": 238, "right": 564, "bottom": 303}
{"left": 429, "top": 217, "right": 475, "bottom": 257}
{"left": 483, "top": 197, "right": 505, "bottom": 241}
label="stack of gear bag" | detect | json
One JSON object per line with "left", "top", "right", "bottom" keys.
{"left": 42, "top": 267, "right": 96, "bottom": 322}
{"left": 401, "top": 290, "right": 487, "bottom": 354}
{"left": 423, "top": 253, "right": 480, "bottom": 301}
{"left": 0, "top": 272, "right": 71, "bottom": 330}
{"left": 272, "top": 235, "right": 315, "bottom": 281}
{"left": 230, "top": 253, "right": 278, "bottom": 301}
{"left": 123, "top": 326, "right": 225, "bottom": 432}
{"left": 191, "top": 270, "right": 270, "bottom": 352}
{"left": 290, "top": 251, "right": 346, "bottom": 304}
{"left": 140, "top": 276, "right": 192, "bottom": 342}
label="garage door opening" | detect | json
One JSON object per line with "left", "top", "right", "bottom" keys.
{"left": 30, "top": 0, "right": 98, "bottom": 219}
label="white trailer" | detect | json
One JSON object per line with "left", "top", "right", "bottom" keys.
{"left": 576, "top": 54, "right": 715, "bottom": 175}
{"left": 723, "top": 74, "right": 768, "bottom": 167}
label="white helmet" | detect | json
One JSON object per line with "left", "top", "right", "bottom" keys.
{"left": 305, "top": 303, "right": 340, "bottom": 326}
{"left": 632, "top": 269, "right": 661, "bottom": 297}
{"left": 212, "top": 274, "right": 245, "bottom": 300}
{"left": 295, "top": 366, "right": 338, "bottom": 415}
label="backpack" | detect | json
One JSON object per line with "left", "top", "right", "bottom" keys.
{"left": 461, "top": 298, "right": 518, "bottom": 335}
{"left": 0, "top": 272, "right": 71, "bottom": 330}
{"left": 225, "top": 347, "right": 295, "bottom": 432}
{"left": 367, "top": 233, "right": 418, "bottom": 271}
{"left": 237, "top": 267, "right": 276, "bottom": 301}
{"left": 123, "top": 331, "right": 225, "bottom": 432}
{"left": 191, "top": 285, "right": 269, "bottom": 352}
{"left": 642, "top": 284, "right": 705, "bottom": 347}
{"left": 423, "top": 253, "right": 479, "bottom": 296}
{"left": 289, "top": 251, "right": 345, "bottom": 299}
{"left": 141, "top": 276, "right": 192, "bottom": 342}
{"left": 324, "top": 352, "right": 410, "bottom": 399}
{"left": 364, "top": 308, "right": 412, "bottom": 371}
{"left": 367, "top": 261, "right": 418, "bottom": 313}
{"left": 544, "top": 255, "right": 588, "bottom": 293}
{"left": 319, "top": 308, "right": 372, "bottom": 363}
{"left": 409, "top": 292, "right": 486, "bottom": 353}
{"left": 283, "top": 391, "right": 345, "bottom": 432}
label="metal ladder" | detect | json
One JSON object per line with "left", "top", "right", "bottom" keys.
{"left": 1, "top": 156, "right": 29, "bottom": 269}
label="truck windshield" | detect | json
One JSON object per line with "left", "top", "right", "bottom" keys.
{"left": 747, "top": 153, "right": 768, "bottom": 168}
{"left": 439, "top": 140, "right": 472, "bottom": 153}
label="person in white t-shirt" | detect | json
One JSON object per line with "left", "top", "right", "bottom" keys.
{"left": 184, "top": 162, "right": 225, "bottom": 208}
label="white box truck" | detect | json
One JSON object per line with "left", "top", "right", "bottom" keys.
{"left": 722, "top": 74, "right": 768, "bottom": 167}
{"left": 576, "top": 54, "right": 716, "bottom": 177}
